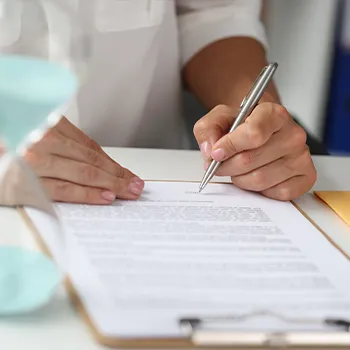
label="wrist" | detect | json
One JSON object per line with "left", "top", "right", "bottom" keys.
{"left": 221, "top": 77, "right": 281, "bottom": 112}
{"left": 260, "top": 90, "right": 281, "bottom": 104}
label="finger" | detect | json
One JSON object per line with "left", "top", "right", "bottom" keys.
{"left": 211, "top": 103, "right": 291, "bottom": 162}
{"left": 261, "top": 169, "right": 317, "bottom": 201}
{"left": 35, "top": 131, "right": 135, "bottom": 180}
{"left": 42, "top": 178, "right": 121, "bottom": 204}
{"left": 55, "top": 117, "right": 97, "bottom": 147}
{"left": 193, "top": 105, "right": 235, "bottom": 160}
{"left": 230, "top": 148, "right": 310, "bottom": 192}
{"left": 55, "top": 117, "right": 120, "bottom": 163}
{"left": 213, "top": 126, "right": 307, "bottom": 177}
{"left": 31, "top": 154, "right": 144, "bottom": 200}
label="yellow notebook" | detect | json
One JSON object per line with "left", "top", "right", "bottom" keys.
{"left": 314, "top": 191, "right": 350, "bottom": 226}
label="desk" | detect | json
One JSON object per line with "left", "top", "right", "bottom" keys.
{"left": 0, "top": 148, "right": 349, "bottom": 350}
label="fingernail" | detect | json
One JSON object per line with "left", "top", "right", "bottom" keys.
{"left": 129, "top": 177, "right": 144, "bottom": 196}
{"left": 131, "top": 177, "right": 144, "bottom": 188}
{"left": 101, "top": 191, "right": 116, "bottom": 201}
{"left": 200, "top": 142, "right": 211, "bottom": 159}
{"left": 211, "top": 148, "right": 225, "bottom": 161}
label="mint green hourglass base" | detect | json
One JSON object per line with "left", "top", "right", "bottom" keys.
{"left": 0, "top": 247, "right": 61, "bottom": 315}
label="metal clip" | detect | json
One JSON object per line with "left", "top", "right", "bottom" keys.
{"left": 179, "top": 311, "right": 350, "bottom": 347}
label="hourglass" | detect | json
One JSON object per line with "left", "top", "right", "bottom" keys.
{"left": 0, "top": 0, "right": 90, "bottom": 314}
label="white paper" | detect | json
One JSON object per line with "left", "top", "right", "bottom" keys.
{"left": 26, "top": 182, "right": 350, "bottom": 338}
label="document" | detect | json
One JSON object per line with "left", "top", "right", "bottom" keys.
{"left": 26, "top": 182, "right": 350, "bottom": 338}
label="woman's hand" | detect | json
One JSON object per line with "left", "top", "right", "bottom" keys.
{"left": 194, "top": 103, "right": 317, "bottom": 200}
{"left": 25, "top": 117, "right": 144, "bottom": 204}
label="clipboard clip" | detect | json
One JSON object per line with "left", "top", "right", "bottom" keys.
{"left": 179, "top": 310, "right": 350, "bottom": 348}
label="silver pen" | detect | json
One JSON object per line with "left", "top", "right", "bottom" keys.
{"left": 198, "top": 62, "right": 278, "bottom": 193}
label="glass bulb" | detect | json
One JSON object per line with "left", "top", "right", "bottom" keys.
{"left": 0, "top": 0, "right": 92, "bottom": 316}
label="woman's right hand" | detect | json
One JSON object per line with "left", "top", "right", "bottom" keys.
{"left": 24, "top": 117, "right": 144, "bottom": 204}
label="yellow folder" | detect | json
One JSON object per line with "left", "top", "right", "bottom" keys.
{"left": 314, "top": 191, "right": 350, "bottom": 226}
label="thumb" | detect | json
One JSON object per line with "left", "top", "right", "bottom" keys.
{"left": 193, "top": 105, "right": 235, "bottom": 160}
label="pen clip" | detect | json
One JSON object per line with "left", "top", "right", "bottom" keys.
{"left": 239, "top": 65, "right": 268, "bottom": 109}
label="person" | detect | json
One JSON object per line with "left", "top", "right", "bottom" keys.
{"left": 26, "top": 0, "right": 317, "bottom": 205}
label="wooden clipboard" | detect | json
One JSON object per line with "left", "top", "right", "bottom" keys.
{"left": 18, "top": 181, "right": 350, "bottom": 349}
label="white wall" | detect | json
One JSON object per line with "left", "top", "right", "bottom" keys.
{"left": 264, "top": 0, "right": 339, "bottom": 139}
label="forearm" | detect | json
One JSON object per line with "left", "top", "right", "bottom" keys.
{"left": 183, "top": 37, "right": 281, "bottom": 110}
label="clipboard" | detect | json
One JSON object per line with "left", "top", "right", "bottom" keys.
{"left": 18, "top": 180, "right": 350, "bottom": 349}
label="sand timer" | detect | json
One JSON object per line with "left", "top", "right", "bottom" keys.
{"left": 0, "top": 0, "right": 90, "bottom": 314}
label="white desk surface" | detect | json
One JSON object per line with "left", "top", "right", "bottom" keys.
{"left": 0, "top": 147, "right": 349, "bottom": 350}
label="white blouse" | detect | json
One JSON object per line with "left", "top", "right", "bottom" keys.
{"left": 64, "top": 0, "right": 268, "bottom": 149}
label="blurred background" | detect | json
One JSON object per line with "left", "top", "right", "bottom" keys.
{"left": 264, "top": 0, "right": 350, "bottom": 156}
{"left": 186, "top": 0, "right": 350, "bottom": 156}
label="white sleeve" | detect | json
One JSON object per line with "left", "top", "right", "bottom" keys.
{"left": 176, "top": 0, "right": 268, "bottom": 66}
